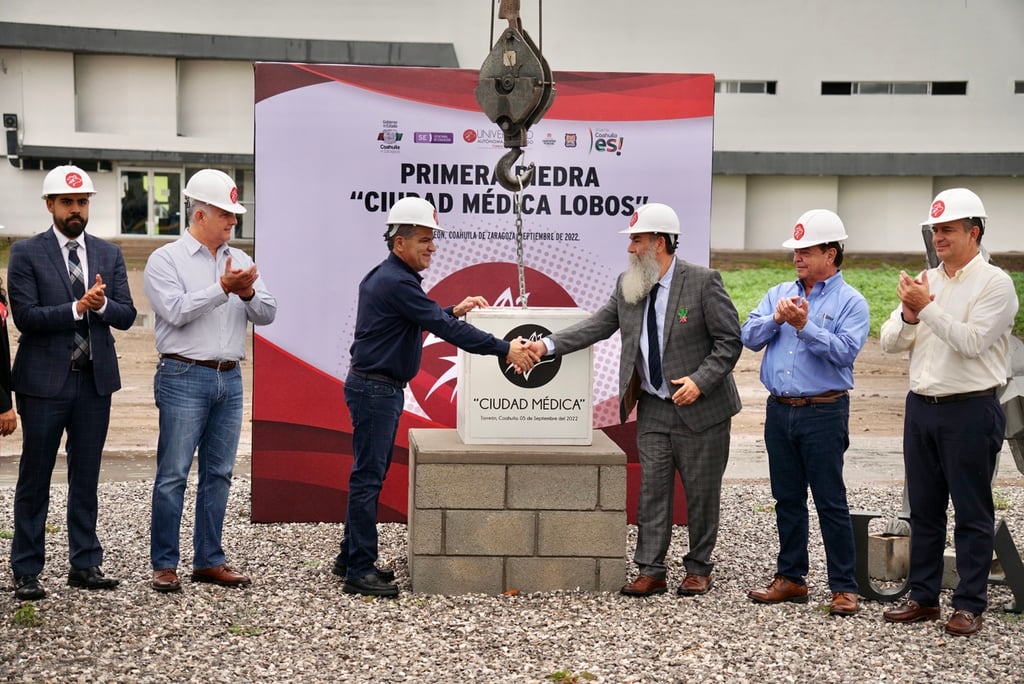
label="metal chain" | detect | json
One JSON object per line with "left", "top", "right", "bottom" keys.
{"left": 514, "top": 181, "right": 528, "bottom": 309}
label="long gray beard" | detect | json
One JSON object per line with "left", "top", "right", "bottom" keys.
{"left": 621, "top": 251, "right": 662, "bottom": 305}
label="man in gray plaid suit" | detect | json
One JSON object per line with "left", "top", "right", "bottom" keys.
{"left": 529, "top": 203, "right": 742, "bottom": 597}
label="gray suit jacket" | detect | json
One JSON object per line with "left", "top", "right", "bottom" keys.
{"left": 551, "top": 258, "right": 742, "bottom": 432}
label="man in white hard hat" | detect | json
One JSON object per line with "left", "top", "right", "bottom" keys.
{"left": 144, "top": 169, "right": 277, "bottom": 593}
{"left": 334, "top": 196, "right": 539, "bottom": 597}
{"left": 741, "top": 209, "right": 869, "bottom": 617}
{"left": 9, "top": 165, "right": 138, "bottom": 601}
{"left": 527, "top": 203, "right": 742, "bottom": 598}
{"left": 880, "top": 188, "right": 1018, "bottom": 636}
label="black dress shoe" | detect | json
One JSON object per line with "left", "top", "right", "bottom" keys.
{"left": 332, "top": 561, "right": 396, "bottom": 583}
{"left": 343, "top": 572, "right": 399, "bottom": 597}
{"left": 67, "top": 566, "right": 119, "bottom": 590}
{"left": 14, "top": 575, "right": 46, "bottom": 601}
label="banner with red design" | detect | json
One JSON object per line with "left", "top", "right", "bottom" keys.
{"left": 252, "top": 64, "right": 713, "bottom": 523}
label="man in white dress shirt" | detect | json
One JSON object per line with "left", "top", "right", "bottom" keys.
{"left": 879, "top": 188, "right": 1018, "bottom": 636}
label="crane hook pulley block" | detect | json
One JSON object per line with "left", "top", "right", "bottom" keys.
{"left": 475, "top": 0, "right": 556, "bottom": 192}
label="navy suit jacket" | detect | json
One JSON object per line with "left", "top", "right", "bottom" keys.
{"left": 8, "top": 229, "right": 137, "bottom": 398}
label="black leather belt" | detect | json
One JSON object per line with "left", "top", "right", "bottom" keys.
{"left": 771, "top": 390, "right": 848, "bottom": 406}
{"left": 161, "top": 353, "right": 237, "bottom": 371}
{"left": 913, "top": 388, "right": 996, "bottom": 405}
{"left": 70, "top": 358, "right": 92, "bottom": 372}
{"left": 350, "top": 370, "right": 406, "bottom": 389}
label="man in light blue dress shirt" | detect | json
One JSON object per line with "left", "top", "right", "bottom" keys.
{"left": 740, "top": 209, "right": 869, "bottom": 617}
{"left": 144, "top": 169, "right": 276, "bottom": 593}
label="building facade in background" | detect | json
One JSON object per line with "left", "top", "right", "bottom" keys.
{"left": 0, "top": 0, "right": 1021, "bottom": 252}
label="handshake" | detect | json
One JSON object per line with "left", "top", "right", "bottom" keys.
{"left": 505, "top": 337, "right": 547, "bottom": 373}
{"left": 452, "top": 296, "right": 553, "bottom": 374}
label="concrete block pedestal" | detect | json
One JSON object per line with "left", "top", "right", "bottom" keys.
{"left": 868, "top": 534, "right": 909, "bottom": 581}
{"left": 408, "top": 429, "right": 627, "bottom": 595}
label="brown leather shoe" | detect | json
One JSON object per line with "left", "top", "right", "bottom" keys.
{"left": 829, "top": 591, "right": 859, "bottom": 616}
{"left": 191, "top": 564, "right": 252, "bottom": 587}
{"left": 152, "top": 568, "right": 181, "bottom": 593}
{"left": 620, "top": 574, "right": 667, "bottom": 597}
{"left": 748, "top": 576, "right": 808, "bottom": 604}
{"left": 676, "top": 572, "right": 713, "bottom": 596}
{"left": 945, "top": 609, "right": 983, "bottom": 636}
{"left": 882, "top": 599, "right": 941, "bottom": 623}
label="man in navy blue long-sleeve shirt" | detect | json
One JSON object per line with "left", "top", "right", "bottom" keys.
{"left": 334, "top": 197, "right": 539, "bottom": 597}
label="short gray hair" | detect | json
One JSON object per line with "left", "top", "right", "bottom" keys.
{"left": 186, "top": 199, "right": 212, "bottom": 225}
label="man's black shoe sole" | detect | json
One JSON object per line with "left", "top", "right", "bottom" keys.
{"left": 343, "top": 581, "right": 399, "bottom": 598}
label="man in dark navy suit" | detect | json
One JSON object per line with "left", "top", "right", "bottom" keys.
{"left": 8, "top": 165, "right": 137, "bottom": 601}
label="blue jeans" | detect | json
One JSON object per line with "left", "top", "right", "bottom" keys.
{"left": 150, "top": 358, "right": 242, "bottom": 570}
{"left": 764, "top": 394, "right": 857, "bottom": 593}
{"left": 336, "top": 372, "right": 404, "bottom": 578}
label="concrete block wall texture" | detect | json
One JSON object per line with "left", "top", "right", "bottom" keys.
{"left": 408, "top": 429, "right": 628, "bottom": 595}
{"left": 507, "top": 465, "right": 598, "bottom": 510}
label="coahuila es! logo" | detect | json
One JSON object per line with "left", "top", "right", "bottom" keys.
{"left": 378, "top": 119, "right": 403, "bottom": 152}
{"left": 589, "top": 127, "right": 624, "bottom": 156}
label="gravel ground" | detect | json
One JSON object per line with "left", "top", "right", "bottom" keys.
{"left": 1, "top": 480, "right": 1023, "bottom": 683}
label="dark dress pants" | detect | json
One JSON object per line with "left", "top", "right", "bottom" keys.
{"left": 11, "top": 368, "right": 111, "bottom": 577}
{"left": 904, "top": 391, "right": 1004, "bottom": 615}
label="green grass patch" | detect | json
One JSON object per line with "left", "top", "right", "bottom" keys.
{"left": 722, "top": 266, "right": 1024, "bottom": 338}
{"left": 547, "top": 671, "right": 596, "bottom": 683}
{"left": 14, "top": 603, "right": 42, "bottom": 627}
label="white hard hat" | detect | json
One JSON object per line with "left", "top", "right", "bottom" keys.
{"left": 41, "top": 165, "right": 95, "bottom": 198}
{"left": 184, "top": 169, "right": 246, "bottom": 214}
{"left": 782, "top": 209, "right": 848, "bottom": 248}
{"left": 619, "top": 203, "right": 680, "bottom": 235}
{"left": 922, "top": 188, "right": 986, "bottom": 226}
{"left": 386, "top": 196, "right": 443, "bottom": 233}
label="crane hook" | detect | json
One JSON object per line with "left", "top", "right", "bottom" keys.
{"left": 495, "top": 147, "right": 535, "bottom": 192}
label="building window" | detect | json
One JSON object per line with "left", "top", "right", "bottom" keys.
{"left": 854, "top": 82, "right": 891, "bottom": 95}
{"left": 930, "top": 81, "right": 967, "bottom": 95}
{"left": 715, "top": 80, "right": 777, "bottom": 94}
{"left": 120, "top": 169, "right": 182, "bottom": 236}
{"left": 822, "top": 80, "right": 966, "bottom": 95}
{"left": 892, "top": 82, "right": 929, "bottom": 95}
{"left": 821, "top": 81, "right": 853, "bottom": 95}
{"left": 1016, "top": 81, "right": 1024, "bottom": 94}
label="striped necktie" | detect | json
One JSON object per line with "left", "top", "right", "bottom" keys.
{"left": 68, "top": 240, "right": 90, "bottom": 361}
